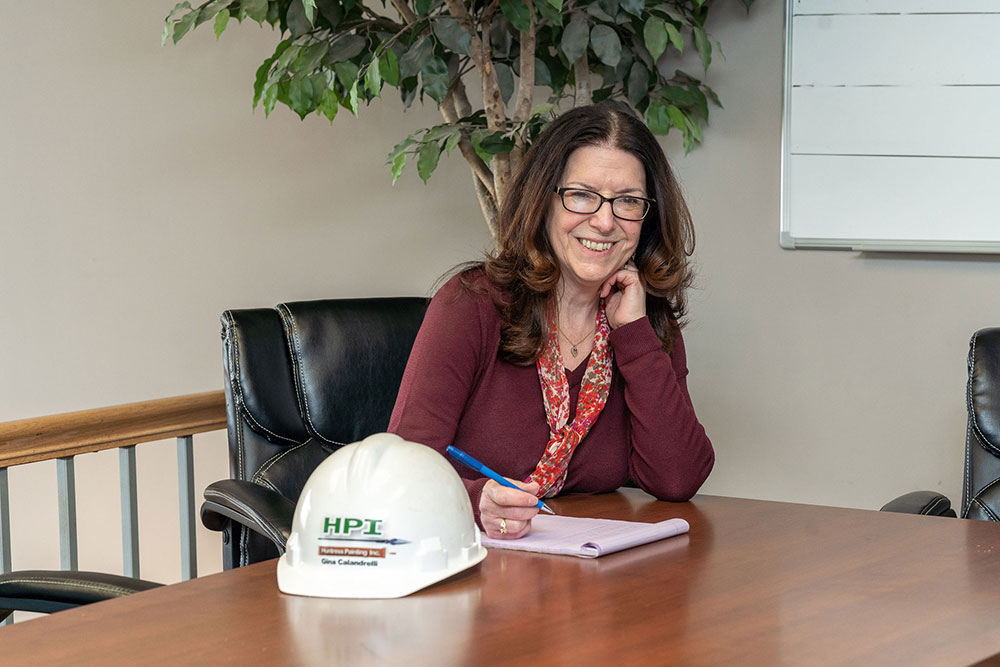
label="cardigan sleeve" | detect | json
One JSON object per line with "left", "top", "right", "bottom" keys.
{"left": 608, "top": 317, "right": 714, "bottom": 500}
{"left": 388, "top": 276, "right": 491, "bottom": 521}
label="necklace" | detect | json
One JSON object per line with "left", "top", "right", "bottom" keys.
{"left": 558, "top": 325, "right": 596, "bottom": 358}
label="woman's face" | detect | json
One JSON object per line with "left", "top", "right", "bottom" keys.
{"left": 546, "top": 144, "right": 646, "bottom": 295}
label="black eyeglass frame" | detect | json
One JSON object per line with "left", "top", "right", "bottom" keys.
{"left": 553, "top": 187, "right": 655, "bottom": 221}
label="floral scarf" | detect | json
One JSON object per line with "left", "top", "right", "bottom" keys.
{"left": 527, "top": 300, "right": 613, "bottom": 497}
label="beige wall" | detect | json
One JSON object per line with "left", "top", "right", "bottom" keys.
{"left": 2, "top": 0, "right": 998, "bottom": 583}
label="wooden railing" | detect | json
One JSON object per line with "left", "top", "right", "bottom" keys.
{"left": 0, "top": 391, "right": 227, "bottom": 594}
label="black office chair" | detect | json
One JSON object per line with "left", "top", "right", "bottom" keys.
{"left": 0, "top": 297, "right": 427, "bottom": 619}
{"left": 201, "top": 297, "right": 428, "bottom": 568}
{"left": 881, "top": 327, "right": 1000, "bottom": 519}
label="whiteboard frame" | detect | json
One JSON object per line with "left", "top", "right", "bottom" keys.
{"left": 778, "top": 0, "right": 1000, "bottom": 254}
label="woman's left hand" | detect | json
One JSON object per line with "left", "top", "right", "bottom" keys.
{"left": 600, "top": 261, "right": 645, "bottom": 329}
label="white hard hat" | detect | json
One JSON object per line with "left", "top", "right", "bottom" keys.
{"left": 277, "top": 432, "right": 487, "bottom": 598}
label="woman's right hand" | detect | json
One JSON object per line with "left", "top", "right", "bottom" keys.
{"left": 479, "top": 478, "right": 541, "bottom": 539}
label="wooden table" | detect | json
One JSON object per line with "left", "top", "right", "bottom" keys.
{"left": 4, "top": 490, "right": 1000, "bottom": 665}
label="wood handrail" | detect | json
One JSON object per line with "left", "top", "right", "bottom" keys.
{"left": 0, "top": 391, "right": 227, "bottom": 468}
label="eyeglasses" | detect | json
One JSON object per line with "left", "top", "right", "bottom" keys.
{"left": 554, "top": 187, "right": 654, "bottom": 221}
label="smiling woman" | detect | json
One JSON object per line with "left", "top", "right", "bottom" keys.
{"left": 388, "top": 102, "right": 711, "bottom": 542}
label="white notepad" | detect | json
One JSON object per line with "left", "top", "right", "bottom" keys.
{"left": 481, "top": 514, "right": 690, "bottom": 558}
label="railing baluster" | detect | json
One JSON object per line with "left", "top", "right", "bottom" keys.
{"left": 119, "top": 446, "right": 140, "bottom": 578}
{"left": 1, "top": 468, "right": 10, "bottom": 625}
{"left": 56, "top": 457, "right": 79, "bottom": 571}
{"left": 177, "top": 435, "right": 197, "bottom": 580}
{"left": 1, "top": 468, "right": 11, "bottom": 574}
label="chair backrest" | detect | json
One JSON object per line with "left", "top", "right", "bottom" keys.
{"left": 962, "top": 328, "right": 1000, "bottom": 520}
{"left": 220, "top": 297, "right": 428, "bottom": 566}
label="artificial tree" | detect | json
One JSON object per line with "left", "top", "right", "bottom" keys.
{"left": 164, "top": 0, "right": 754, "bottom": 242}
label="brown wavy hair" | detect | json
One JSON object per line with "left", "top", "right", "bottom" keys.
{"left": 466, "top": 102, "right": 696, "bottom": 365}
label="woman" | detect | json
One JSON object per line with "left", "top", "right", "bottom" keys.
{"left": 388, "top": 102, "right": 713, "bottom": 539}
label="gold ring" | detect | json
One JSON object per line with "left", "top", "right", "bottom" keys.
{"left": 499, "top": 518, "right": 508, "bottom": 534}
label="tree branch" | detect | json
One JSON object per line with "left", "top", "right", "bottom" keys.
{"left": 389, "top": 0, "right": 419, "bottom": 26}
{"left": 574, "top": 51, "right": 591, "bottom": 107}
{"left": 510, "top": 7, "right": 536, "bottom": 174}
{"left": 441, "top": 88, "right": 497, "bottom": 200}
{"left": 442, "top": 87, "right": 499, "bottom": 242}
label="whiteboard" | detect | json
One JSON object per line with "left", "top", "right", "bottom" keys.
{"left": 780, "top": 0, "right": 1000, "bottom": 252}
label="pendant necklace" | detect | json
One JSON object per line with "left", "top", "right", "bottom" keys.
{"left": 559, "top": 325, "right": 595, "bottom": 358}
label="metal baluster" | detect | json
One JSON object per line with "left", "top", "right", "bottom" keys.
{"left": 0, "top": 468, "right": 10, "bottom": 575}
{"left": 1, "top": 468, "right": 11, "bottom": 625}
{"left": 177, "top": 436, "right": 197, "bottom": 580}
{"left": 56, "top": 457, "right": 79, "bottom": 571}
{"left": 119, "top": 446, "right": 140, "bottom": 578}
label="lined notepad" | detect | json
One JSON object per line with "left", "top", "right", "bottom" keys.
{"left": 481, "top": 515, "right": 689, "bottom": 558}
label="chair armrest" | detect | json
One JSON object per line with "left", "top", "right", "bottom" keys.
{"left": 0, "top": 570, "right": 162, "bottom": 618}
{"left": 880, "top": 490, "right": 957, "bottom": 517}
{"left": 201, "top": 479, "right": 296, "bottom": 552}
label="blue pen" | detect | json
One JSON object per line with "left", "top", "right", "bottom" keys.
{"left": 446, "top": 446, "right": 556, "bottom": 515}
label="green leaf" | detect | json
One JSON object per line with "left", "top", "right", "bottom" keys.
{"left": 301, "top": 0, "right": 317, "bottom": 24}
{"left": 433, "top": 18, "right": 472, "bottom": 56}
{"left": 347, "top": 80, "right": 359, "bottom": 115}
{"left": 585, "top": 4, "right": 614, "bottom": 22}
{"left": 387, "top": 136, "right": 416, "bottom": 162}
{"left": 315, "top": 0, "right": 342, "bottom": 28}
{"left": 534, "top": 57, "right": 552, "bottom": 87}
{"left": 262, "top": 81, "right": 280, "bottom": 116}
{"left": 417, "top": 141, "right": 441, "bottom": 183}
{"left": 477, "top": 131, "right": 514, "bottom": 155}
{"left": 297, "top": 42, "right": 329, "bottom": 74}
{"left": 500, "top": 0, "right": 532, "bottom": 33}
{"left": 365, "top": 56, "right": 383, "bottom": 96}
{"left": 494, "top": 62, "right": 514, "bottom": 104}
{"left": 288, "top": 77, "right": 315, "bottom": 119}
{"left": 693, "top": 27, "right": 711, "bottom": 71}
{"left": 685, "top": 112, "right": 703, "bottom": 143}
{"left": 165, "top": 1, "right": 192, "bottom": 21}
{"left": 253, "top": 60, "right": 274, "bottom": 108}
{"left": 590, "top": 25, "right": 621, "bottom": 67}
{"left": 318, "top": 86, "right": 340, "bottom": 122}
{"left": 214, "top": 9, "right": 230, "bottom": 38}
{"left": 548, "top": 0, "right": 563, "bottom": 9}
{"left": 399, "top": 36, "right": 433, "bottom": 79}
{"left": 391, "top": 152, "right": 407, "bottom": 184}
{"left": 666, "top": 104, "right": 686, "bottom": 131}
{"left": 646, "top": 100, "right": 670, "bottom": 134}
{"left": 379, "top": 50, "right": 400, "bottom": 87}
{"left": 444, "top": 131, "right": 461, "bottom": 155}
{"left": 598, "top": 0, "right": 619, "bottom": 20}
{"left": 415, "top": 0, "right": 432, "bottom": 14}
{"left": 242, "top": 0, "right": 268, "bottom": 23}
{"left": 531, "top": 102, "right": 554, "bottom": 116}
{"left": 626, "top": 62, "right": 648, "bottom": 106}
{"left": 286, "top": 0, "right": 312, "bottom": 37}
{"left": 561, "top": 15, "right": 590, "bottom": 65}
{"left": 665, "top": 23, "right": 684, "bottom": 53}
{"left": 172, "top": 9, "right": 199, "bottom": 44}
{"left": 534, "top": 0, "right": 563, "bottom": 26}
{"left": 643, "top": 18, "right": 667, "bottom": 62}
{"left": 704, "top": 83, "right": 722, "bottom": 108}
{"left": 326, "top": 35, "right": 366, "bottom": 63}
{"left": 661, "top": 84, "right": 698, "bottom": 106}
{"left": 334, "top": 61, "right": 360, "bottom": 90}
{"left": 420, "top": 57, "right": 450, "bottom": 104}
{"left": 619, "top": 0, "right": 643, "bottom": 17}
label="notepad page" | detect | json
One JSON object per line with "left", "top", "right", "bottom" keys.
{"left": 481, "top": 515, "right": 689, "bottom": 558}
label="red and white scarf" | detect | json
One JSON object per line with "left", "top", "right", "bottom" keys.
{"left": 527, "top": 300, "right": 613, "bottom": 497}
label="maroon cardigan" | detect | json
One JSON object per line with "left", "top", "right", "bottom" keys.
{"left": 388, "top": 272, "right": 714, "bottom": 527}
